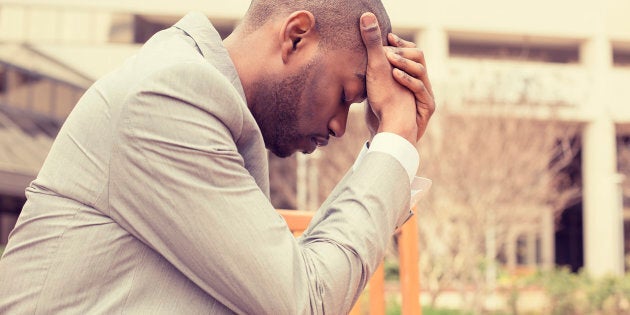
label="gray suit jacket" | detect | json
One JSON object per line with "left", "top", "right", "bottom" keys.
{"left": 0, "top": 12, "right": 411, "bottom": 314}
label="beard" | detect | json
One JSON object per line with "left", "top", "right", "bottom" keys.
{"left": 249, "top": 60, "right": 318, "bottom": 158}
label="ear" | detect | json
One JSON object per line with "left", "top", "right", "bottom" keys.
{"left": 279, "top": 10, "right": 318, "bottom": 64}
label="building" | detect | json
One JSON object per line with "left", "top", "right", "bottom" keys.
{"left": 0, "top": 0, "right": 628, "bottom": 277}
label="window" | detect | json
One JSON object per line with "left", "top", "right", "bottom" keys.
{"left": 614, "top": 49, "right": 630, "bottom": 67}
{"left": 133, "top": 14, "right": 237, "bottom": 44}
{"left": 450, "top": 38, "right": 580, "bottom": 64}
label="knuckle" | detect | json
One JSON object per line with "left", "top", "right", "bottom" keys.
{"left": 368, "top": 59, "right": 387, "bottom": 72}
{"left": 366, "top": 72, "right": 379, "bottom": 84}
{"left": 402, "top": 72, "right": 413, "bottom": 82}
{"left": 396, "top": 54, "right": 407, "bottom": 65}
{"left": 428, "top": 99, "right": 436, "bottom": 112}
{"left": 365, "top": 32, "right": 383, "bottom": 46}
{"left": 414, "top": 80, "right": 425, "bottom": 90}
{"left": 416, "top": 49, "right": 425, "bottom": 59}
{"left": 394, "top": 36, "right": 404, "bottom": 47}
{"left": 418, "top": 64, "right": 426, "bottom": 76}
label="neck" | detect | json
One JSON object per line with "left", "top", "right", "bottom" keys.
{"left": 224, "top": 27, "right": 267, "bottom": 110}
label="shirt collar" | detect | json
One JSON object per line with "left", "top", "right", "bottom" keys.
{"left": 174, "top": 12, "right": 246, "bottom": 103}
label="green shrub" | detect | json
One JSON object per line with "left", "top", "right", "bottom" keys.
{"left": 386, "top": 298, "right": 402, "bottom": 315}
{"left": 532, "top": 267, "right": 630, "bottom": 315}
{"left": 384, "top": 258, "right": 400, "bottom": 281}
{"left": 421, "top": 307, "right": 467, "bottom": 315}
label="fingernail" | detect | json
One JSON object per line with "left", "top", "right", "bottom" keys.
{"left": 362, "top": 14, "right": 377, "bottom": 29}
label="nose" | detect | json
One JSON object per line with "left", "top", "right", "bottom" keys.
{"left": 328, "top": 107, "right": 349, "bottom": 138}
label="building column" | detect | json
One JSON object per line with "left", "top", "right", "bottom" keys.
{"left": 414, "top": 26, "right": 448, "bottom": 88}
{"left": 296, "top": 154, "right": 308, "bottom": 210}
{"left": 506, "top": 230, "right": 518, "bottom": 271}
{"left": 540, "top": 208, "right": 555, "bottom": 270}
{"left": 581, "top": 34, "right": 625, "bottom": 276}
{"left": 415, "top": 25, "right": 448, "bottom": 149}
{"left": 307, "top": 151, "right": 321, "bottom": 211}
{"left": 525, "top": 231, "right": 537, "bottom": 267}
{"left": 582, "top": 118, "right": 624, "bottom": 276}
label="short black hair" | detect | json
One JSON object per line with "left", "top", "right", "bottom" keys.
{"left": 242, "top": 0, "right": 391, "bottom": 52}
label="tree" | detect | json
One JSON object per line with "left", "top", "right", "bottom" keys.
{"left": 416, "top": 105, "right": 581, "bottom": 311}
{"left": 617, "top": 135, "right": 630, "bottom": 270}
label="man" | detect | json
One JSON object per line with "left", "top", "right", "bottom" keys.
{"left": 0, "top": 0, "right": 435, "bottom": 313}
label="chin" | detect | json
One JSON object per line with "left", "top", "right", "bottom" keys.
{"left": 269, "top": 146, "right": 295, "bottom": 158}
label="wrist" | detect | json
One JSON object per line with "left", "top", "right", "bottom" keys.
{"left": 377, "top": 117, "right": 417, "bottom": 144}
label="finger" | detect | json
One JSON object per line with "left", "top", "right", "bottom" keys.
{"left": 387, "top": 51, "right": 434, "bottom": 98}
{"left": 360, "top": 13, "right": 387, "bottom": 70}
{"left": 388, "top": 33, "right": 416, "bottom": 48}
{"left": 384, "top": 47, "right": 432, "bottom": 95}
{"left": 392, "top": 68, "right": 433, "bottom": 105}
{"left": 385, "top": 46, "right": 427, "bottom": 70}
{"left": 386, "top": 51, "right": 425, "bottom": 79}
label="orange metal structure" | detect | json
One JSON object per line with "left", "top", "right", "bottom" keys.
{"left": 277, "top": 208, "right": 421, "bottom": 315}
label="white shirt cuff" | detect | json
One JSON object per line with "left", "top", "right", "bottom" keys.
{"left": 352, "top": 146, "right": 431, "bottom": 206}
{"left": 396, "top": 177, "right": 432, "bottom": 228}
{"left": 350, "top": 135, "right": 432, "bottom": 229}
{"left": 368, "top": 132, "right": 419, "bottom": 183}
{"left": 352, "top": 133, "right": 420, "bottom": 183}
{"left": 411, "top": 176, "right": 432, "bottom": 207}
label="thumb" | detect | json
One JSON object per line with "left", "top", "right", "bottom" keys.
{"left": 360, "top": 13, "right": 386, "bottom": 67}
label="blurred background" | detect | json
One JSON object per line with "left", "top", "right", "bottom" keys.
{"left": 0, "top": 0, "right": 629, "bottom": 314}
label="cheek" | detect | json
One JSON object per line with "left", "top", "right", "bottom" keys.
{"left": 301, "top": 87, "right": 338, "bottom": 124}
{"left": 311, "top": 76, "right": 341, "bottom": 111}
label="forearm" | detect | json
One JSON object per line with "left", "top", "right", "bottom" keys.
{"left": 300, "top": 152, "right": 410, "bottom": 312}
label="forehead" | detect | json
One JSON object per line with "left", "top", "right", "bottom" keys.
{"left": 321, "top": 48, "right": 367, "bottom": 79}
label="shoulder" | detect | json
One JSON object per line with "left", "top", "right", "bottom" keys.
{"left": 127, "top": 58, "right": 246, "bottom": 140}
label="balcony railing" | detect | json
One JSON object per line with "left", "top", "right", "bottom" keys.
{"left": 278, "top": 208, "right": 422, "bottom": 315}
{"left": 610, "top": 68, "right": 630, "bottom": 121}
{"left": 0, "top": 4, "right": 113, "bottom": 44}
{"left": 445, "top": 58, "right": 590, "bottom": 111}
{"left": 0, "top": 62, "right": 85, "bottom": 122}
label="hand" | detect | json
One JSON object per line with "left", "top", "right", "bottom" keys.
{"left": 360, "top": 13, "right": 417, "bottom": 145}
{"left": 385, "top": 33, "right": 436, "bottom": 141}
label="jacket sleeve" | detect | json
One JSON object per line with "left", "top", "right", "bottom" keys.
{"left": 107, "top": 61, "right": 411, "bottom": 314}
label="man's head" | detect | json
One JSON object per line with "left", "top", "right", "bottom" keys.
{"left": 242, "top": 0, "right": 391, "bottom": 52}
{"left": 225, "top": 0, "right": 391, "bottom": 157}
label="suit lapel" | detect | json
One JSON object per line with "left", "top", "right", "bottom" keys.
{"left": 173, "top": 12, "right": 271, "bottom": 199}
{"left": 173, "top": 12, "right": 247, "bottom": 104}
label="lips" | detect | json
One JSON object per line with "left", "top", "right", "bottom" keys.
{"left": 314, "top": 136, "right": 329, "bottom": 147}
{"left": 303, "top": 136, "right": 329, "bottom": 154}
